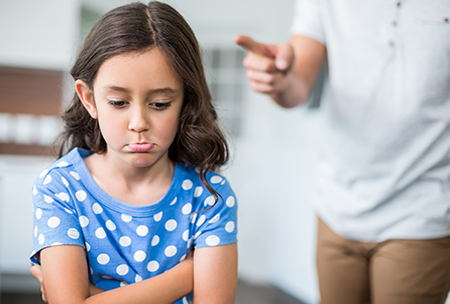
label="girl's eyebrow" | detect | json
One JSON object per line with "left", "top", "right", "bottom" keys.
{"left": 103, "top": 85, "right": 179, "bottom": 95}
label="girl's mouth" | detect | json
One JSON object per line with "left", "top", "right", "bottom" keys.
{"left": 128, "top": 143, "right": 154, "bottom": 152}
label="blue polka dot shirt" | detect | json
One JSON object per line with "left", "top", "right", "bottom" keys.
{"left": 30, "top": 148, "right": 237, "bottom": 303}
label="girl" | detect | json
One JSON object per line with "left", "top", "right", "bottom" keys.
{"left": 29, "top": 2, "right": 238, "bottom": 304}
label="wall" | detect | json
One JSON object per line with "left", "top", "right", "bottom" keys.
{"left": 0, "top": 0, "right": 80, "bottom": 291}
{"left": 0, "top": 0, "right": 80, "bottom": 70}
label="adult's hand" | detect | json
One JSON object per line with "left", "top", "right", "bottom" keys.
{"left": 235, "top": 35, "right": 295, "bottom": 96}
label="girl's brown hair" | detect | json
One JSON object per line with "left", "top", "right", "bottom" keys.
{"left": 58, "top": 1, "right": 229, "bottom": 202}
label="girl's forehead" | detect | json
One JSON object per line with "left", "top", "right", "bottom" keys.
{"left": 94, "top": 48, "right": 182, "bottom": 90}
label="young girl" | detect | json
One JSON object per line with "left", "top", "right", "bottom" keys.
{"left": 29, "top": 2, "right": 238, "bottom": 303}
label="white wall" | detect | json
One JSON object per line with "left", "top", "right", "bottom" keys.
{"left": 0, "top": 0, "right": 79, "bottom": 281}
{"left": 0, "top": 0, "right": 80, "bottom": 70}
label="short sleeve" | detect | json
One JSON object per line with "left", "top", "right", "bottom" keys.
{"left": 290, "top": 0, "right": 325, "bottom": 45}
{"left": 192, "top": 178, "right": 237, "bottom": 248}
{"left": 30, "top": 169, "right": 85, "bottom": 264}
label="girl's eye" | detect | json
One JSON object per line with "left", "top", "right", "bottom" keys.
{"left": 151, "top": 102, "right": 171, "bottom": 110}
{"left": 108, "top": 100, "right": 127, "bottom": 108}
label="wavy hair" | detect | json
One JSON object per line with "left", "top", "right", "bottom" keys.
{"left": 58, "top": 1, "right": 229, "bottom": 202}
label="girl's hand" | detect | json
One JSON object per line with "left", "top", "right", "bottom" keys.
{"left": 30, "top": 264, "right": 48, "bottom": 303}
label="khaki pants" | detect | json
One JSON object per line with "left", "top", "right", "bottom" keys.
{"left": 317, "top": 218, "right": 450, "bottom": 304}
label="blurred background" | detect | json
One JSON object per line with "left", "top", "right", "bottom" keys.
{"left": 0, "top": 0, "right": 322, "bottom": 303}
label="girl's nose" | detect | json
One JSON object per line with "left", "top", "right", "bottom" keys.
{"left": 128, "top": 107, "right": 150, "bottom": 132}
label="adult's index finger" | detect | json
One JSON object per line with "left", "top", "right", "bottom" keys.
{"left": 234, "top": 35, "right": 275, "bottom": 58}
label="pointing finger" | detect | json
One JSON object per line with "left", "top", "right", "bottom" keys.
{"left": 234, "top": 35, "right": 276, "bottom": 58}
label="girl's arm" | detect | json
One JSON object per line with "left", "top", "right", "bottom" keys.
{"left": 192, "top": 243, "right": 238, "bottom": 304}
{"left": 38, "top": 245, "right": 193, "bottom": 304}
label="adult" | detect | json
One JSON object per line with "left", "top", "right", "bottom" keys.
{"left": 236, "top": 1, "right": 450, "bottom": 303}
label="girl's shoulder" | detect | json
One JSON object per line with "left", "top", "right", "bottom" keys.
{"left": 176, "top": 163, "right": 236, "bottom": 210}
{"left": 34, "top": 148, "right": 90, "bottom": 188}
{"left": 177, "top": 163, "right": 232, "bottom": 191}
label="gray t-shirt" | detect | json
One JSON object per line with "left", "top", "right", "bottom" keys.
{"left": 292, "top": 0, "right": 450, "bottom": 242}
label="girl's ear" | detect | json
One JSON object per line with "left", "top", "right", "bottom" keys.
{"left": 75, "top": 80, "right": 98, "bottom": 119}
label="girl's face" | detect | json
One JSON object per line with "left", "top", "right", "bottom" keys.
{"left": 76, "top": 48, "right": 184, "bottom": 170}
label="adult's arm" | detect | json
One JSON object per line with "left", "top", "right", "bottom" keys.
{"left": 235, "top": 34, "right": 326, "bottom": 108}
{"left": 36, "top": 245, "right": 193, "bottom": 304}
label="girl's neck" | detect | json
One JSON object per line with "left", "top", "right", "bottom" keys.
{"left": 84, "top": 151, "right": 175, "bottom": 206}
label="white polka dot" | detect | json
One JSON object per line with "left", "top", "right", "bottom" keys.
{"left": 39, "top": 169, "right": 49, "bottom": 178}
{"left": 36, "top": 208, "right": 42, "bottom": 219}
{"left": 32, "top": 186, "right": 38, "bottom": 196}
{"left": 136, "top": 225, "right": 148, "bottom": 236}
{"left": 170, "top": 197, "right": 177, "bottom": 205}
{"left": 165, "top": 245, "right": 177, "bottom": 257}
{"left": 79, "top": 216, "right": 89, "bottom": 227}
{"left": 187, "top": 237, "right": 193, "bottom": 248}
{"left": 226, "top": 196, "right": 235, "bottom": 208}
{"left": 106, "top": 220, "right": 116, "bottom": 231}
{"left": 76, "top": 190, "right": 87, "bottom": 202}
{"left": 51, "top": 242, "right": 62, "bottom": 246}
{"left": 210, "top": 176, "right": 223, "bottom": 184}
{"left": 194, "top": 231, "right": 202, "bottom": 239}
{"left": 48, "top": 216, "right": 60, "bottom": 228}
{"left": 209, "top": 214, "right": 220, "bottom": 224}
{"left": 68, "top": 228, "right": 80, "bottom": 239}
{"left": 116, "top": 264, "right": 129, "bottom": 276}
{"left": 97, "top": 253, "right": 110, "bottom": 265}
{"left": 180, "top": 254, "right": 187, "bottom": 262}
{"left": 95, "top": 227, "right": 106, "bottom": 239}
{"left": 38, "top": 234, "right": 45, "bottom": 245}
{"left": 34, "top": 226, "right": 38, "bottom": 237}
{"left": 121, "top": 214, "right": 132, "bottom": 222}
{"left": 151, "top": 235, "right": 160, "bottom": 246}
{"left": 56, "top": 161, "right": 69, "bottom": 168}
{"left": 120, "top": 236, "right": 131, "bottom": 247}
{"left": 43, "top": 175, "right": 52, "bottom": 185}
{"left": 85, "top": 242, "right": 91, "bottom": 251}
{"left": 70, "top": 171, "right": 80, "bottom": 180}
{"left": 120, "top": 281, "right": 128, "bottom": 287}
{"left": 43, "top": 195, "right": 54, "bottom": 203}
{"left": 182, "top": 179, "right": 193, "bottom": 190}
{"left": 204, "top": 196, "right": 215, "bottom": 206}
{"left": 196, "top": 214, "right": 206, "bottom": 227}
{"left": 205, "top": 235, "right": 220, "bottom": 246}
{"left": 61, "top": 177, "right": 69, "bottom": 187}
{"left": 194, "top": 186, "right": 203, "bottom": 197}
{"left": 182, "top": 203, "right": 192, "bottom": 215}
{"left": 190, "top": 213, "right": 197, "bottom": 224}
{"left": 225, "top": 221, "right": 235, "bottom": 233}
{"left": 56, "top": 192, "right": 70, "bottom": 202}
{"left": 134, "top": 250, "right": 146, "bottom": 262}
{"left": 64, "top": 208, "right": 73, "bottom": 214}
{"left": 182, "top": 296, "right": 189, "bottom": 304}
{"left": 154, "top": 211, "right": 163, "bottom": 222}
{"left": 135, "top": 274, "right": 142, "bottom": 283}
{"left": 147, "top": 260, "right": 159, "bottom": 272}
{"left": 182, "top": 230, "right": 189, "bottom": 241}
{"left": 165, "top": 219, "right": 177, "bottom": 231}
{"left": 92, "top": 203, "right": 103, "bottom": 214}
